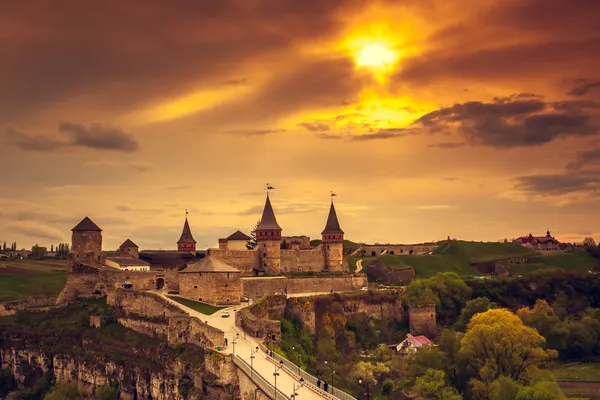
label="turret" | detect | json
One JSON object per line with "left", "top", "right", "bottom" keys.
{"left": 321, "top": 200, "right": 344, "bottom": 272}
{"left": 118, "top": 239, "right": 139, "bottom": 258}
{"left": 256, "top": 193, "right": 282, "bottom": 275}
{"left": 70, "top": 216, "right": 103, "bottom": 264}
{"left": 177, "top": 217, "right": 197, "bottom": 253}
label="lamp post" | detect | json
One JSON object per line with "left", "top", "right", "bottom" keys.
{"left": 324, "top": 359, "right": 334, "bottom": 390}
{"left": 358, "top": 378, "right": 370, "bottom": 400}
{"left": 292, "top": 346, "right": 301, "bottom": 375}
{"left": 291, "top": 380, "right": 303, "bottom": 400}
{"left": 250, "top": 346, "right": 259, "bottom": 379}
{"left": 274, "top": 360, "right": 284, "bottom": 400}
{"left": 232, "top": 332, "right": 239, "bottom": 355}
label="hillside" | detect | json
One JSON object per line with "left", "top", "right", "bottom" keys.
{"left": 510, "top": 251, "right": 599, "bottom": 275}
{"left": 362, "top": 240, "right": 538, "bottom": 280}
{"left": 0, "top": 259, "right": 68, "bottom": 303}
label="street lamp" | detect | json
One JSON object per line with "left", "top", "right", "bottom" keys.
{"left": 232, "top": 332, "right": 239, "bottom": 355}
{"left": 292, "top": 346, "right": 301, "bottom": 375}
{"left": 358, "top": 378, "right": 370, "bottom": 400}
{"left": 324, "top": 359, "right": 334, "bottom": 390}
{"left": 291, "top": 380, "right": 303, "bottom": 400}
{"left": 250, "top": 346, "right": 259, "bottom": 379}
{"left": 274, "top": 360, "right": 284, "bottom": 400}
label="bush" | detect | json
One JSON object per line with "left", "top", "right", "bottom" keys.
{"left": 382, "top": 378, "right": 395, "bottom": 395}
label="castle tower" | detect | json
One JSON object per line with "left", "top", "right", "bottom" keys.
{"left": 256, "top": 193, "right": 282, "bottom": 275}
{"left": 118, "top": 239, "right": 139, "bottom": 258}
{"left": 177, "top": 217, "right": 197, "bottom": 253}
{"left": 70, "top": 216, "right": 103, "bottom": 264}
{"left": 321, "top": 200, "right": 344, "bottom": 272}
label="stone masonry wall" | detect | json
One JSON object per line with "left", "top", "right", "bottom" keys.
{"left": 56, "top": 263, "right": 179, "bottom": 305}
{"left": 280, "top": 246, "right": 325, "bottom": 273}
{"left": 107, "top": 289, "right": 226, "bottom": 349}
{"left": 286, "top": 292, "right": 403, "bottom": 335}
{"left": 241, "top": 274, "right": 367, "bottom": 299}
{"left": 235, "top": 295, "right": 286, "bottom": 343}
{"left": 179, "top": 271, "right": 241, "bottom": 305}
{"left": 360, "top": 244, "right": 437, "bottom": 256}
{"left": 0, "top": 295, "right": 58, "bottom": 317}
{"left": 208, "top": 248, "right": 259, "bottom": 275}
{"left": 408, "top": 303, "right": 437, "bottom": 338}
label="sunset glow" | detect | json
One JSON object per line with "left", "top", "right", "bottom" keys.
{"left": 355, "top": 43, "right": 395, "bottom": 68}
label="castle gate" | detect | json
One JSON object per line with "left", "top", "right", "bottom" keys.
{"left": 156, "top": 277, "right": 165, "bottom": 290}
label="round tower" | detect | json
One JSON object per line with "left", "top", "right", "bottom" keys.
{"left": 70, "top": 216, "right": 103, "bottom": 263}
{"left": 322, "top": 200, "right": 344, "bottom": 272}
{"left": 256, "top": 193, "right": 282, "bottom": 275}
{"left": 177, "top": 217, "right": 197, "bottom": 253}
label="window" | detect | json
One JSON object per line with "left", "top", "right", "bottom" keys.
{"left": 199, "top": 298, "right": 203, "bottom": 301}
{"left": 225, "top": 284, "right": 228, "bottom": 287}
{"left": 194, "top": 285, "right": 197, "bottom": 289}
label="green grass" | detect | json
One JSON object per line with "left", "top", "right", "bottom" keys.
{"left": 549, "top": 362, "right": 600, "bottom": 382}
{"left": 0, "top": 259, "right": 68, "bottom": 303}
{"left": 510, "top": 251, "right": 598, "bottom": 275}
{"left": 166, "top": 295, "right": 225, "bottom": 315}
{"left": 362, "top": 240, "right": 538, "bottom": 280}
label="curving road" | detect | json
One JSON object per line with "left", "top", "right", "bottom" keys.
{"left": 158, "top": 293, "right": 329, "bottom": 400}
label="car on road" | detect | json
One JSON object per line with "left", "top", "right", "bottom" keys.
{"left": 360, "top": 287, "right": 369, "bottom": 291}
{"left": 221, "top": 311, "right": 230, "bottom": 318}
{"left": 240, "top": 297, "right": 249, "bottom": 302}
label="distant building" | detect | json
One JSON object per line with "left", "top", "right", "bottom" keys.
{"left": 281, "top": 236, "right": 311, "bottom": 249}
{"left": 513, "top": 230, "right": 560, "bottom": 251}
{"left": 396, "top": 333, "right": 433, "bottom": 355}
{"left": 218, "top": 230, "right": 252, "bottom": 250}
{"left": 177, "top": 217, "right": 197, "bottom": 253}
{"left": 118, "top": 239, "right": 139, "bottom": 258}
{"left": 105, "top": 256, "right": 151, "bottom": 271}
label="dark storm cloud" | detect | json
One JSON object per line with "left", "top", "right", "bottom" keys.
{"left": 0, "top": 0, "right": 371, "bottom": 124}
{"left": 413, "top": 95, "right": 599, "bottom": 148}
{"left": 568, "top": 81, "right": 600, "bottom": 96}
{"left": 224, "top": 129, "right": 287, "bottom": 136}
{"left": 391, "top": 1, "right": 600, "bottom": 89}
{"left": 297, "top": 122, "right": 331, "bottom": 132}
{"left": 566, "top": 147, "right": 600, "bottom": 170}
{"left": 5, "top": 122, "right": 138, "bottom": 152}
{"left": 513, "top": 172, "right": 600, "bottom": 196}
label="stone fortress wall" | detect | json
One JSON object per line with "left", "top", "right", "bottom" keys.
{"left": 240, "top": 274, "right": 368, "bottom": 300}
{"left": 206, "top": 248, "right": 259, "bottom": 275}
{"left": 107, "top": 289, "right": 225, "bottom": 349}
{"left": 408, "top": 303, "right": 437, "bottom": 338}
{"left": 357, "top": 244, "right": 438, "bottom": 256}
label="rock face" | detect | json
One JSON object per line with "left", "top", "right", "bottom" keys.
{"left": 286, "top": 292, "right": 404, "bottom": 335}
{"left": 0, "top": 343, "right": 237, "bottom": 400}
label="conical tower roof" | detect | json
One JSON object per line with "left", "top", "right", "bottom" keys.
{"left": 72, "top": 216, "right": 102, "bottom": 232}
{"left": 120, "top": 239, "right": 138, "bottom": 248}
{"left": 177, "top": 217, "right": 196, "bottom": 244}
{"left": 256, "top": 194, "right": 282, "bottom": 231}
{"left": 321, "top": 201, "right": 344, "bottom": 235}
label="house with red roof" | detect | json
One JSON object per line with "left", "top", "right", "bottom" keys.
{"left": 396, "top": 333, "right": 433, "bottom": 355}
{"left": 513, "top": 230, "right": 560, "bottom": 251}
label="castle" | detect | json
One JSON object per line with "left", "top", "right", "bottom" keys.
{"left": 62, "top": 193, "right": 364, "bottom": 306}
{"left": 208, "top": 193, "right": 346, "bottom": 275}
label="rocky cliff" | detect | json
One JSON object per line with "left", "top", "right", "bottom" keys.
{"left": 0, "top": 299, "right": 237, "bottom": 399}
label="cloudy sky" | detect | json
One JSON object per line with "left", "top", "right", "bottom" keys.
{"left": 2, "top": 0, "right": 600, "bottom": 250}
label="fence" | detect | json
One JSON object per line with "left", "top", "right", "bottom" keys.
{"left": 233, "top": 355, "right": 292, "bottom": 400}
{"left": 268, "top": 352, "right": 356, "bottom": 400}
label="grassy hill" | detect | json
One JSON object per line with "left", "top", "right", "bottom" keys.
{"left": 509, "top": 251, "right": 599, "bottom": 275}
{"left": 0, "top": 259, "right": 68, "bottom": 303}
{"left": 362, "top": 240, "right": 538, "bottom": 280}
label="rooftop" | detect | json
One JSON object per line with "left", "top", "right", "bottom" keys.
{"left": 120, "top": 238, "right": 138, "bottom": 248}
{"left": 256, "top": 194, "right": 282, "bottom": 231}
{"left": 72, "top": 216, "right": 102, "bottom": 232}
{"left": 182, "top": 255, "right": 240, "bottom": 273}
{"left": 227, "top": 230, "right": 251, "bottom": 241}
{"left": 105, "top": 256, "right": 150, "bottom": 267}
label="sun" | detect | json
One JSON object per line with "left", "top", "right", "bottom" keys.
{"left": 355, "top": 43, "right": 396, "bottom": 68}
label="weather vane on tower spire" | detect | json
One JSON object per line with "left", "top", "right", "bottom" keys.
{"left": 266, "top": 183, "right": 275, "bottom": 192}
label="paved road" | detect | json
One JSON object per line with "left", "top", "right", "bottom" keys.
{"left": 158, "top": 293, "right": 327, "bottom": 400}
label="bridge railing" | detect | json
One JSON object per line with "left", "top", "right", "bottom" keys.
{"left": 233, "top": 355, "right": 292, "bottom": 400}
{"left": 267, "top": 351, "right": 357, "bottom": 400}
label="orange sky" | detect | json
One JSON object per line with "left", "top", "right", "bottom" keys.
{"left": 1, "top": 0, "right": 600, "bottom": 249}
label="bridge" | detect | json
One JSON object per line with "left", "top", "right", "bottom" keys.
{"left": 160, "top": 293, "right": 356, "bottom": 400}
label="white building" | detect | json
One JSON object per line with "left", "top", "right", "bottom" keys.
{"left": 105, "top": 256, "right": 151, "bottom": 271}
{"left": 218, "top": 230, "right": 251, "bottom": 251}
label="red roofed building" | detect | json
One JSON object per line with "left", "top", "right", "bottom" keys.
{"left": 513, "top": 230, "right": 560, "bottom": 251}
{"left": 396, "top": 333, "right": 433, "bottom": 355}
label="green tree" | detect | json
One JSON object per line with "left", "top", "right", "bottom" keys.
{"left": 246, "top": 220, "right": 260, "bottom": 250}
{"left": 454, "top": 297, "right": 496, "bottom": 331}
{"left": 414, "top": 369, "right": 461, "bottom": 400}
{"left": 515, "top": 380, "right": 566, "bottom": 400}
{"left": 44, "top": 383, "right": 87, "bottom": 400}
{"left": 2, "top": 242, "right": 6, "bottom": 252}
{"left": 460, "top": 309, "right": 557, "bottom": 385}
{"left": 348, "top": 361, "right": 390, "bottom": 386}
{"left": 406, "top": 347, "right": 448, "bottom": 384}
{"left": 407, "top": 272, "right": 472, "bottom": 324}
